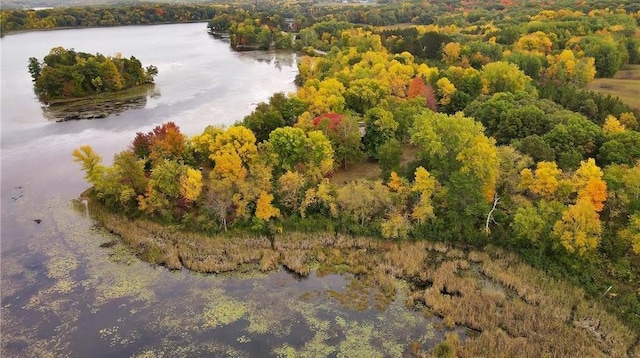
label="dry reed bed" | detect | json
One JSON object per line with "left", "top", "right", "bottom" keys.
{"left": 479, "top": 247, "right": 635, "bottom": 356}
{"left": 91, "top": 205, "right": 636, "bottom": 356}
{"left": 418, "top": 246, "right": 635, "bottom": 357}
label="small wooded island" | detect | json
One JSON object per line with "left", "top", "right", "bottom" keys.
{"left": 28, "top": 47, "right": 158, "bottom": 103}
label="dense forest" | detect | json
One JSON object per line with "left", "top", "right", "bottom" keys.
{"left": 63, "top": 0, "right": 640, "bottom": 348}
{"left": 28, "top": 47, "right": 158, "bottom": 101}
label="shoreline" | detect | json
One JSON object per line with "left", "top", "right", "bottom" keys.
{"left": 41, "top": 83, "right": 156, "bottom": 121}
{"left": 1, "top": 20, "right": 210, "bottom": 37}
{"left": 42, "top": 82, "right": 155, "bottom": 105}
{"left": 79, "top": 196, "right": 638, "bottom": 356}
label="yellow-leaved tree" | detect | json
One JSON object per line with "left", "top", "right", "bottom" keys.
{"left": 520, "top": 161, "right": 567, "bottom": 201}
{"left": 602, "top": 115, "right": 626, "bottom": 135}
{"left": 552, "top": 158, "right": 608, "bottom": 256}
{"left": 442, "top": 42, "right": 462, "bottom": 65}
{"left": 515, "top": 31, "right": 554, "bottom": 55}
{"left": 381, "top": 212, "right": 411, "bottom": 240}
{"left": 573, "top": 158, "right": 607, "bottom": 212}
{"left": 255, "top": 190, "right": 280, "bottom": 222}
{"left": 179, "top": 167, "right": 203, "bottom": 203}
{"left": 411, "top": 166, "right": 437, "bottom": 224}
{"left": 544, "top": 49, "right": 596, "bottom": 87}
{"left": 436, "top": 77, "right": 456, "bottom": 105}
{"left": 552, "top": 197, "right": 602, "bottom": 255}
{"left": 276, "top": 170, "right": 306, "bottom": 213}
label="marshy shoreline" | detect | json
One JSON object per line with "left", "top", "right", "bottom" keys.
{"left": 81, "top": 197, "right": 639, "bottom": 357}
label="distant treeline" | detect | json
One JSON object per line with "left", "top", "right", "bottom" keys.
{"left": 0, "top": 4, "right": 223, "bottom": 34}
{"left": 28, "top": 47, "right": 158, "bottom": 101}
{"left": 3, "top": 0, "right": 640, "bottom": 36}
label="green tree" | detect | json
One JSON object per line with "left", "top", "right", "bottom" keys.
{"left": 315, "top": 113, "right": 364, "bottom": 170}
{"left": 243, "top": 102, "right": 285, "bottom": 143}
{"left": 138, "top": 159, "right": 186, "bottom": 219}
{"left": 27, "top": 57, "right": 41, "bottom": 82}
{"left": 480, "top": 61, "right": 531, "bottom": 95}
{"left": 268, "top": 126, "right": 308, "bottom": 173}
{"left": 578, "top": 36, "right": 625, "bottom": 77}
{"left": 411, "top": 111, "right": 499, "bottom": 236}
{"left": 515, "top": 135, "right": 556, "bottom": 163}
{"left": 362, "top": 107, "right": 397, "bottom": 159}
{"left": 378, "top": 138, "right": 402, "bottom": 178}
{"left": 598, "top": 131, "right": 640, "bottom": 166}
{"left": 344, "top": 78, "right": 389, "bottom": 114}
{"left": 503, "top": 51, "right": 544, "bottom": 79}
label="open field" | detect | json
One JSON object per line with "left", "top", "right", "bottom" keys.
{"left": 376, "top": 23, "right": 416, "bottom": 30}
{"left": 587, "top": 65, "right": 640, "bottom": 111}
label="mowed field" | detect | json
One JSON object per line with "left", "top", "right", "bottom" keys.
{"left": 587, "top": 65, "right": 640, "bottom": 111}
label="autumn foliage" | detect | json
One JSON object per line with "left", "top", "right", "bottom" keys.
{"left": 73, "top": 6, "right": 640, "bottom": 337}
{"left": 407, "top": 77, "right": 438, "bottom": 112}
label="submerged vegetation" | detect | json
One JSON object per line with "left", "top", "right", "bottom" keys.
{"left": 86, "top": 199, "right": 638, "bottom": 356}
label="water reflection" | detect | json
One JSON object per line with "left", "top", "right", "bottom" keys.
{"left": 250, "top": 53, "right": 297, "bottom": 71}
{"left": 42, "top": 85, "right": 160, "bottom": 122}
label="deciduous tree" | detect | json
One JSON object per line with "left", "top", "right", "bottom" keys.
{"left": 552, "top": 198, "right": 602, "bottom": 256}
{"left": 179, "top": 167, "right": 203, "bottom": 203}
{"left": 255, "top": 190, "right": 280, "bottom": 222}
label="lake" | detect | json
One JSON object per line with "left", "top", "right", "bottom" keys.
{"left": 0, "top": 23, "right": 444, "bottom": 357}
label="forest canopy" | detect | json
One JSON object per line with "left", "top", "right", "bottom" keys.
{"left": 28, "top": 47, "right": 158, "bottom": 101}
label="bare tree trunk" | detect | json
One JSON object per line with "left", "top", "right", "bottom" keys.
{"left": 485, "top": 194, "right": 500, "bottom": 235}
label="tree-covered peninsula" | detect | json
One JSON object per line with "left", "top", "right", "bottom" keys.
{"left": 28, "top": 47, "right": 158, "bottom": 102}
{"left": 71, "top": 1, "right": 640, "bottom": 354}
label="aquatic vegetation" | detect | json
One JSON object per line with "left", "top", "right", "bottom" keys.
{"left": 45, "top": 254, "right": 78, "bottom": 279}
{"left": 273, "top": 344, "right": 297, "bottom": 358}
{"left": 0, "top": 255, "right": 38, "bottom": 299}
{"left": 246, "top": 307, "right": 284, "bottom": 336}
{"left": 3, "top": 194, "right": 637, "bottom": 357}
{"left": 99, "top": 325, "right": 140, "bottom": 347}
{"left": 202, "top": 294, "right": 249, "bottom": 329}
{"left": 335, "top": 318, "right": 384, "bottom": 358}
{"left": 297, "top": 330, "right": 336, "bottom": 357}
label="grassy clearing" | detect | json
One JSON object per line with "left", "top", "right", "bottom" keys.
{"left": 376, "top": 23, "right": 417, "bottom": 30}
{"left": 330, "top": 160, "right": 382, "bottom": 184}
{"left": 587, "top": 65, "right": 640, "bottom": 111}
{"left": 400, "top": 144, "right": 419, "bottom": 167}
{"left": 89, "top": 198, "right": 638, "bottom": 356}
{"left": 331, "top": 144, "right": 418, "bottom": 184}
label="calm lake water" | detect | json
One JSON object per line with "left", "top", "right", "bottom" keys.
{"left": 1, "top": 23, "right": 444, "bottom": 357}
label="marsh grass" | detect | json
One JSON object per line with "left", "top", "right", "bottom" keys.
{"left": 88, "top": 200, "right": 637, "bottom": 356}
{"left": 419, "top": 246, "right": 636, "bottom": 357}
